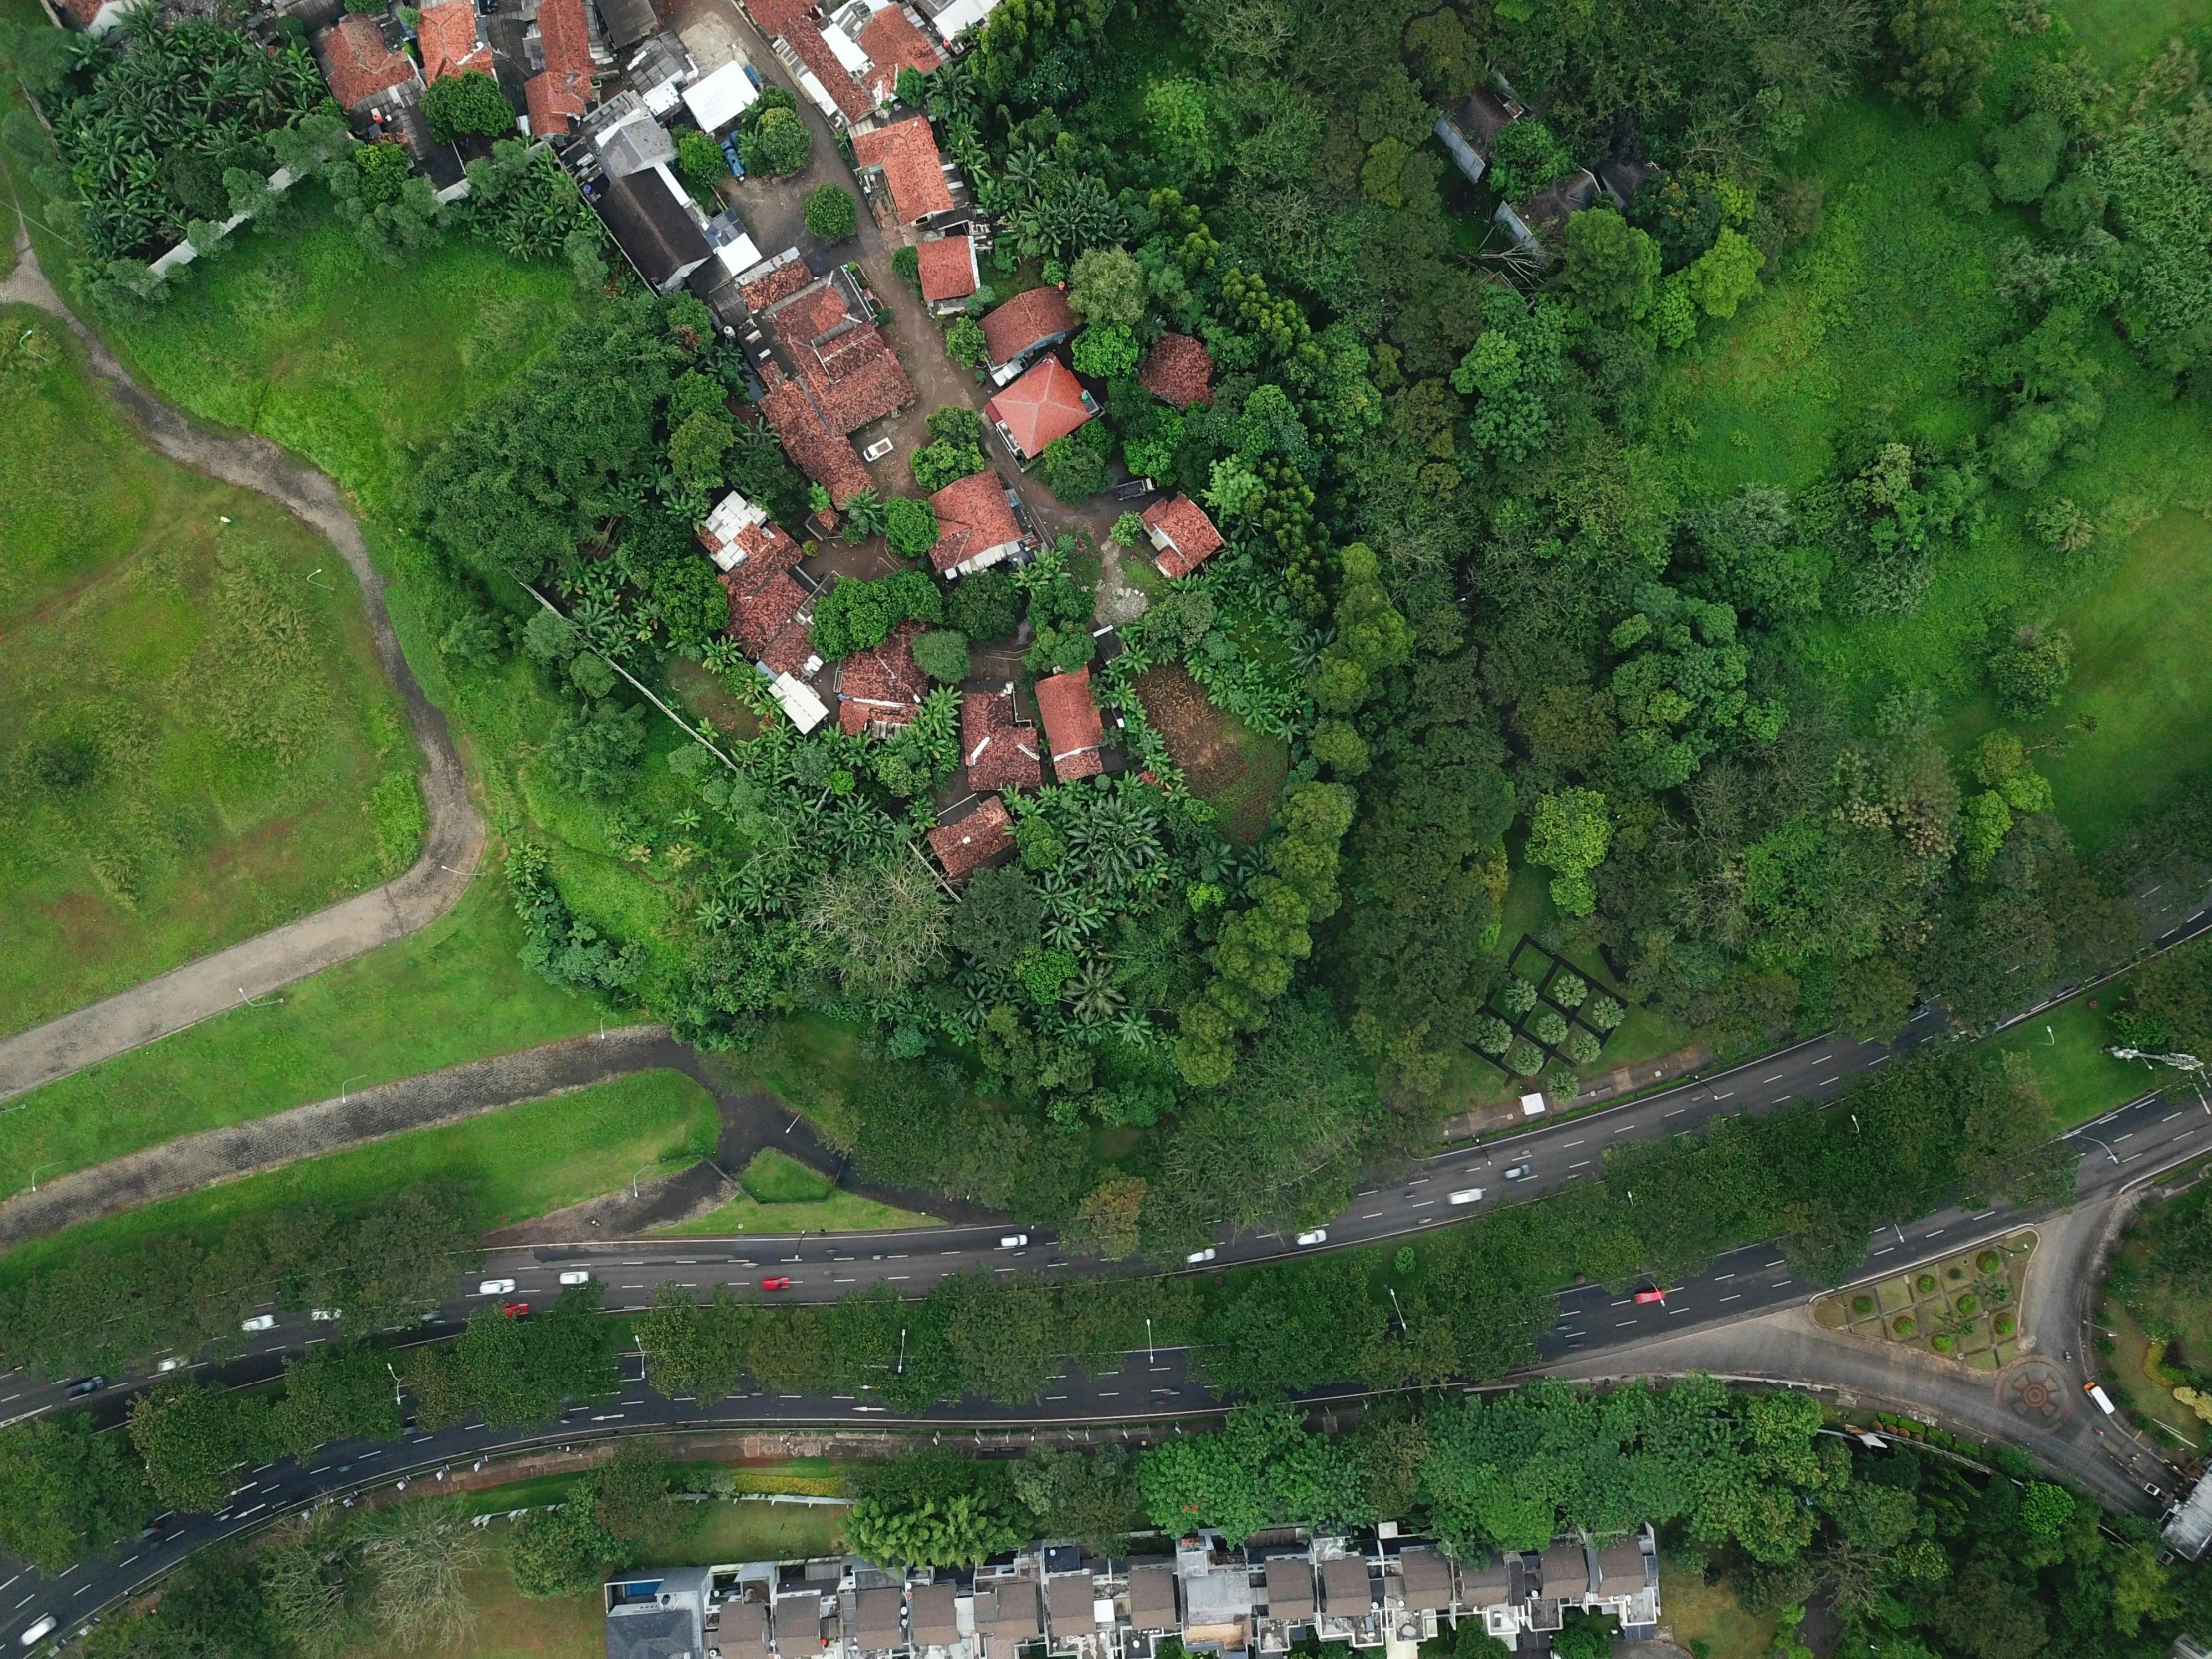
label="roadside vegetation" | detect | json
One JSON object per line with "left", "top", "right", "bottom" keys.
{"left": 655, "top": 1148, "right": 938, "bottom": 1236}
{"left": 0, "top": 303, "right": 420, "bottom": 1038}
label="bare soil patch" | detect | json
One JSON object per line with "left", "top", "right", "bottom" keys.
{"left": 1132, "top": 664, "right": 1289, "bottom": 844}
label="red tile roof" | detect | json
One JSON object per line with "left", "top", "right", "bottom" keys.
{"left": 915, "top": 235, "right": 977, "bottom": 304}
{"left": 700, "top": 491, "right": 795, "bottom": 570}
{"left": 1143, "top": 493, "right": 1224, "bottom": 579}
{"left": 318, "top": 16, "right": 418, "bottom": 109}
{"left": 748, "top": 0, "right": 817, "bottom": 34}
{"left": 985, "top": 355, "right": 1095, "bottom": 460}
{"left": 740, "top": 256, "right": 816, "bottom": 311}
{"left": 417, "top": 0, "right": 492, "bottom": 80}
{"left": 929, "top": 795, "right": 1015, "bottom": 880}
{"left": 56, "top": 0, "right": 102, "bottom": 28}
{"left": 758, "top": 375, "right": 876, "bottom": 506}
{"left": 928, "top": 470, "right": 1023, "bottom": 576}
{"left": 721, "top": 527, "right": 818, "bottom": 675}
{"left": 1139, "top": 332, "right": 1214, "bottom": 409}
{"left": 851, "top": 115, "right": 953, "bottom": 224}
{"left": 856, "top": 6, "right": 941, "bottom": 94}
{"left": 836, "top": 620, "right": 929, "bottom": 733}
{"left": 1035, "top": 666, "right": 1104, "bottom": 781}
{"left": 783, "top": 23, "right": 874, "bottom": 122}
{"left": 536, "top": 0, "right": 594, "bottom": 80}
{"left": 761, "top": 273, "right": 915, "bottom": 435}
{"left": 980, "top": 286, "right": 1076, "bottom": 366}
{"left": 961, "top": 690, "right": 1041, "bottom": 793}
{"left": 928, "top": 794, "right": 1014, "bottom": 880}
{"left": 526, "top": 68, "right": 591, "bottom": 134}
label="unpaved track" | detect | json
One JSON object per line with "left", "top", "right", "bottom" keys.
{"left": 0, "top": 223, "right": 485, "bottom": 1101}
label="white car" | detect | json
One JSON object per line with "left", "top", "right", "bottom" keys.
{"left": 310, "top": 1308, "right": 341, "bottom": 1322}
{"left": 862, "top": 437, "right": 896, "bottom": 461}
{"left": 1186, "top": 1247, "right": 1217, "bottom": 1265}
{"left": 558, "top": 1270, "right": 593, "bottom": 1286}
{"left": 998, "top": 1234, "right": 1029, "bottom": 1249}
{"left": 1295, "top": 1229, "right": 1328, "bottom": 1246}
{"left": 478, "top": 1278, "right": 517, "bottom": 1296}
{"left": 1503, "top": 1164, "right": 1533, "bottom": 1182}
{"left": 240, "top": 1314, "right": 276, "bottom": 1333}
{"left": 19, "top": 1615, "right": 57, "bottom": 1647}
{"left": 1448, "top": 1189, "right": 1484, "bottom": 1206}
{"left": 157, "top": 1356, "right": 182, "bottom": 1373}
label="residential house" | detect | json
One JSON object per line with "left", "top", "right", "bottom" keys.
{"left": 747, "top": 254, "right": 914, "bottom": 506}
{"left": 853, "top": 1, "right": 943, "bottom": 93}
{"left": 1171, "top": 1534, "right": 1254, "bottom": 1659}
{"left": 597, "top": 0, "right": 660, "bottom": 54}
{"left": 606, "top": 1568, "right": 713, "bottom": 1659}
{"left": 417, "top": 0, "right": 493, "bottom": 81}
{"left": 911, "top": 0, "right": 1001, "bottom": 51}
{"left": 1141, "top": 494, "right": 1222, "bottom": 580}
{"left": 928, "top": 469, "right": 1027, "bottom": 578}
{"left": 835, "top": 619, "right": 929, "bottom": 736}
{"left": 1035, "top": 666, "right": 1103, "bottom": 782}
{"left": 749, "top": 0, "right": 875, "bottom": 126}
{"left": 915, "top": 232, "right": 979, "bottom": 313}
{"left": 850, "top": 114, "right": 957, "bottom": 226}
{"left": 625, "top": 32, "right": 698, "bottom": 117}
{"left": 1512, "top": 166, "right": 1601, "bottom": 248}
{"left": 524, "top": 0, "right": 596, "bottom": 135}
{"left": 980, "top": 285, "right": 1077, "bottom": 373}
{"left": 719, "top": 502, "right": 825, "bottom": 713}
{"left": 683, "top": 59, "right": 763, "bottom": 135}
{"left": 698, "top": 488, "right": 776, "bottom": 571}
{"left": 316, "top": 14, "right": 421, "bottom": 114}
{"left": 593, "top": 164, "right": 714, "bottom": 292}
{"left": 580, "top": 91, "right": 677, "bottom": 178}
{"left": 984, "top": 355, "right": 1097, "bottom": 463}
{"left": 1138, "top": 331, "right": 1214, "bottom": 411}
{"left": 961, "top": 688, "right": 1040, "bottom": 792}
{"left": 1587, "top": 1531, "right": 1660, "bottom": 1631}
{"left": 51, "top": 0, "right": 144, "bottom": 34}
{"left": 910, "top": 1580, "right": 960, "bottom": 1651}
{"left": 928, "top": 793, "right": 1014, "bottom": 880}
{"left": 973, "top": 1568, "right": 1044, "bottom": 1659}
{"left": 1433, "top": 84, "right": 1524, "bottom": 188}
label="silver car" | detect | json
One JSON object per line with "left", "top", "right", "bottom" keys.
{"left": 1503, "top": 1164, "right": 1533, "bottom": 1181}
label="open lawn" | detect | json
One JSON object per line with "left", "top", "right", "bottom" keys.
{"left": 1656, "top": 1566, "right": 1775, "bottom": 1659}
{"left": 1983, "top": 988, "right": 2151, "bottom": 1128}
{"left": 1132, "top": 664, "right": 1290, "bottom": 843}
{"left": 0, "top": 1069, "right": 718, "bottom": 1283}
{"left": 0, "top": 303, "right": 420, "bottom": 1038}
{"left": 0, "top": 866, "right": 617, "bottom": 1204}
{"left": 657, "top": 1147, "right": 939, "bottom": 1235}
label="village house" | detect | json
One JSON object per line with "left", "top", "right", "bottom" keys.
{"left": 1434, "top": 84, "right": 1525, "bottom": 188}
{"left": 980, "top": 285, "right": 1077, "bottom": 377}
{"left": 850, "top": 113, "right": 960, "bottom": 226}
{"left": 984, "top": 355, "right": 1097, "bottom": 464}
{"left": 743, "top": 252, "right": 914, "bottom": 507}
{"left": 927, "top": 794, "right": 1014, "bottom": 880}
{"left": 416, "top": 0, "right": 494, "bottom": 82}
{"left": 1138, "top": 331, "right": 1214, "bottom": 410}
{"left": 960, "top": 687, "right": 1040, "bottom": 793}
{"left": 927, "top": 469, "right": 1028, "bottom": 579}
{"left": 1141, "top": 494, "right": 1223, "bottom": 580}
{"left": 524, "top": 0, "right": 597, "bottom": 135}
{"left": 704, "top": 490, "right": 828, "bottom": 731}
{"left": 315, "top": 13, "right": 421, "bottom": 120}
{"left": 1034, "top": 665, "right": 1104, "bottom": 782}
{"left": 593, "top": 163, "right": 714, "bottom": 292}
{"left": 914, "top": 232, "right": 980, "bottom": 314}
{"left": 834, "top": 619, "right": 929, "bottom": 737}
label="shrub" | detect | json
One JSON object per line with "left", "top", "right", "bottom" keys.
{"left": 1989, "top": 625, "right": 2073, "bottom": 717}
{"left": 1070, "top": 323, "right": 1139, "bottom": 379}
{"left": 929, "top": 406, "right": 985, "bottom": 446}
{"left": 1947, "top": 1265, "right": 1965, "bottom": 1281}
{"left": 1499, "top": 978, "right": 1539, "bottom": 1017}
{"left": 946, "top": 569, "right": 1019, "bottom": 641}
{"left": 1893, "top": 1316, "right": 1916, "bottom": 1337}
{"left": 1505, "top": 1038, "right": 1545, "bottom": 1077}
{"left": 804, "top": 184, "right": 859, "bottom": 241}
{"left": 1852, "top": 1294, "right": 1875, "bottom": 1315}
{"left": 809, "top": 570, "right": 944, "bottom": 659}
{"left": 1931, "top": 1334, "right": 1954, "bottom": 1353}
{"left": 1994, "top": 1312, "right": 2016, "bottom": 1337}
{"left": 1977, "top": 1250, "right": 2002, "bottom": 1273}
{"left": 1550, "top": 971, "right": 1587, "bottom": 1008}
{"left": 1486, "top": 118, "right": 1573, "bottom": 201}
{"left": 947, "top": 316, "right": 989, "bottom": 368}
{"left": 1584, "top": 994, "right": 1625, "bottom": 1031}
{"left": 1529, "top": 1007, "right": 1569, "bottom": 1046}
{"left": 1473, "top": 1016, "right": 1512, "bottom": 1056}
{"left": 912, "top": 440, "right": 987, "bottom": 494}
{"left": 1393, "top": 1245, "right": 1415, "bottom": 1275}
{"left": 892, "top": 244, "right": 920, "bottom": 292}
{"left": 423, "top": 70, "right": 514, "bottom": 144}
{"left": 1956, "top": 1294, "right": 1979, "bottom": 1316}
{"left": 1563, "top": 1028, "right": 1602, "bottom": 1066}
{"left": 1112, "top": 510, "right": 1149, "bottom": 549}
{"left": 910, "top": 628, "right": 969, "bottom": 685}
{"left": 1040, "top": 422, "right": 1113, "bottom": 502}
{"left": 885, "top": 497, "right": 940, "bottom": 560}
{"left": 1916, "top": 1274, "right": 1937, "bottom": 1293}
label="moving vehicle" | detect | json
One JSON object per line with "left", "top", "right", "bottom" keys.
{"left": 1186, "top": 1247, "right": 1217, "bottom": 1265}
{"left": 478, "top": 1278, "right": 516, "bottom": 1296}
{"left": 19, "top": 1615, "right": 56, "bottom": 1647}
{"left": 500, "top": 1302, "right": 530, "bottom": 1318}
{"left": 156, "top": 1356, "right": 182, "bottom": 1373}
{"left": 310, "top": 1308, "right": 341, "bottom": 1322}
{"left": 240, "top": 1313, "right": 276, "bottom": 1332}
{"left": 1295, "top": 1229, "right": 1328, "bottom": 1246}
{"left": 1632, "top": 1286, "right": 1667, "bottom": 1305}
{"left": 1447, "top": 1189, "right": 1483, "bottom": 1206}
{"left": 2086, "top": 1382, "right": 2118, "bottom": 1414}
{"left": 1503, "top": 1164, "right": 1533, "bottom": 1181}
{"left": 998, "top": 1234, "right": 1029, "bottom": 1248}
{"left": 64, "top": 1376, "right": 106, "bottom": 1398}
{"left": 559, "top": 1270, "right": 593, "bottom": 1286}
{"left": 760, "top": 1276, "right": 793, "bottom": 1291}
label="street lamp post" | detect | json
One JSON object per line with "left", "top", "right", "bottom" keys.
{"left": 897, "top": 1328, "right": 907, "bottom": 1376}
{"left": 1851, "top": 1114, "right": 1860, "bottom": 1136}
{"left": 1387, "top": 1286, "right": 1406, "bottom": 1336}
{"left": 1146, "top": 1318, "right": 1154, "bottom": 1365}
{"left": 385, "top": 1362, "right": 403, "bottom": 1412}
{"left": 2081, "top": 1133, "right": 2121, "bottom": 1166}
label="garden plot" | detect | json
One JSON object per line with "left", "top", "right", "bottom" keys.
{"left": 1814, "top": 1232, "right": 2036, "bottom": 1371}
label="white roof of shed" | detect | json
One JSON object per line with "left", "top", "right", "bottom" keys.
{"left": 683, "top": 60, "right": 761, "bottom": 131}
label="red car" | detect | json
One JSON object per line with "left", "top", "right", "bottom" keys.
{"left": 760, "top": 1276, "right": 793, "bottom": 1291}
{"left": 1632, "top": 1286, "right": 1667, "bottom": 1305}
{"left": 500, "top": 1301, "right": 531, "bottom": 1318}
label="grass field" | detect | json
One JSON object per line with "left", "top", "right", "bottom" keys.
{"left": 1983, "top": 989, "right": 2153, "bottom": 1128}
{"left": 0, "top": 302, "right": 421, "bottom": 1038}
{"left": 1656, "top": 1566, "right": 1775, "bottom": 1659}
{"left": 657, "top": 1147, "right": 939, "bottom": 1235}
{"left": 0, "top": 866, "right": 617, "bottom": 1204}
{"left": 1131, "top": 665, "right": 1291, "bottom": 844}
{"left": 0, "top": 1069, "right": 718, "bottom": 1283}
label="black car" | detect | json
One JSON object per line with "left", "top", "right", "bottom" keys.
{"left": 65, "top": 1374, "right": 108, "bottom": 1398}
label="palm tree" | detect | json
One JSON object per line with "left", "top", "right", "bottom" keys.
{"left": 1066, "top": 959, "right": 1125, "bottom": 1025}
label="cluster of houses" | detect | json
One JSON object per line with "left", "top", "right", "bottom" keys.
{"left": 1433, "top": 75, "right": 1656, "bottom": 260}
{"left": 605, "top": 1526, "right": 1664, "bottom": 1659}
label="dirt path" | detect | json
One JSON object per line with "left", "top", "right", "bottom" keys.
{"left": 0, "top": 1024, "right": 996, "bottom": 1249}
{"left": 0, "top": 222, "right": 486, "bottom": 1103}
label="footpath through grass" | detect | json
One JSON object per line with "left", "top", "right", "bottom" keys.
{"left": 0, "top": 1069, "right": 719, "bottom": 1282}
{"left": 0, "top": 867, "right": 613, "bottom": 1204}
{"left": 0, "top": 302, "right": 421, "bottom": 1038}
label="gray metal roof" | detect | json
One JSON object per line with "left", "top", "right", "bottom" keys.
{"left": 1319, "top": 1558, "right": 1372, "bottom": 1614}
{"left": 1263, "top": 1558, "right": 1314, "bottom": 1619}
{"left": 1457, "top": 1557, "right": 1512, "bottom": 1608}
{"left": 2170, "top": 1478, "right": 2212, "bottom": 1558}
{"left": 854, "top": 1586, "right": 905, "bottom": 1651}
{"left": 607, "top": 1607, "right": 704, "bottom": 1659}
{"left": 1396, "top": 1551, "right": 1454, "bottom": 1612}
{"left": 910, "top": 1583, "right": 959, "bottom": 1647}
{"left": 723, "top": 1600, "right": 773, "bottom": 1659}
{"left": 1536, "top": 1544, "right": 1589, "bottom": 1599}
{"left": 1593, "top": 1540, "right": 1649, "bottom": 1591}
{"left": 1047, "top": 1576, "right": 1095, "bottom": 1629}
{"left": 979, "top": 1581, "right": 1041, "bottom": 1639}
{"left": 1127, "top": 1565, "right": 1177, "bottom": 1631}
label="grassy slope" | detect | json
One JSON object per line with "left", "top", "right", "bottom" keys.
{"left": 655, "top": 1147, "right": 939, "bottom": 1235}
{"left": 0, "top": 302, "right": 420, "bottom": 1037}
{"left": 0, "top": 1069, "right": 720, "bottom": 1284}
{"left": 0, "top": 867, "right": 608, "bottom": 1203}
